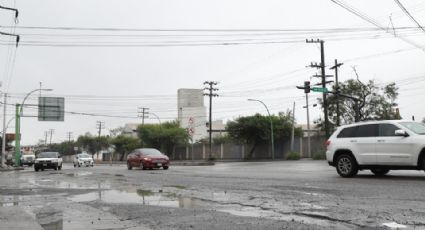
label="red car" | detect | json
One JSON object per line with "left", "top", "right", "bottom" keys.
{"left": 127, "top": 148, "right": 170, "bottom": 170}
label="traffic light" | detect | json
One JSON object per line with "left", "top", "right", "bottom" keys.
{"left": 304, "top": 81, "right": 310, "bottom": 93}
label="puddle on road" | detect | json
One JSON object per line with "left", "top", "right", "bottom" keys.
{"left": 69, "top": 189, "right": 205, "bottom": 208}
{"left": 65, "top": 171, "right": 93, "bottom": 177}
{"left": 28, "top": 178, "right": 110, "bottom": 190}
{"left": 36, "top": 209, "right": 63, "bottom": 230}
{"left": 0, "top": 195, "right": 19, "bottom": 207}
{"left": 382, "top": 222, "right": 407, "bottom": 229}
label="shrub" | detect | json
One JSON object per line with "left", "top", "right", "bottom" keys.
{"left": 285, "top": 152, "right": 301, "bottom": 160}
{"left": 312, "top": 150, "right": 326, "bottom": 160}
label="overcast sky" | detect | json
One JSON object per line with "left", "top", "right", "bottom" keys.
{"left": 0, "top": 0, "right": 424, "bottom": 145}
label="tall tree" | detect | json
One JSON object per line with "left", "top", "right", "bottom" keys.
{"left": 110, "top": 135, "right": 141, "bottom": 161}
{"left": 226, "top": 114, "right": 302, "bottom": 159}
{"left": 316, "top": 79, "right": 400, "bottom": 131}
{"left": 137, "top": 121, "right": 189, "bottom": 155}
{"left": 76, "top": 134, "right": 110, "bottom": 155}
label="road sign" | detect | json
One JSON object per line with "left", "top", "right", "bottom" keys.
{"left": 311, "top": 87, "right": 329, "bottom": 93}
{"left": 38, "top": 97, "right": 65, "bottom": 121}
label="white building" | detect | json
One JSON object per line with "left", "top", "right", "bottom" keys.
{"left": 177, "top": 89, "right": 207, "bottom": 142}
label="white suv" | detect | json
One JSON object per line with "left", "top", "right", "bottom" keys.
{"left": 326, "top": 120, "right": 425, "bottom": 177}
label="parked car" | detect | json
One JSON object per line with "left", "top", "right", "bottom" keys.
{"left": 326, "top": 120, "right": 425, "bottom": 177}
{"left": 127, "top": 148, "right": 169, "bottom": 170}
{"left": 21, "top": 154, "right": 36, "bottom": 167}
{"left": 73, "top": 153, "right": 94, "bottom": 167}
{"left": 34, "top": 152, "right": 63, "bottom": 171}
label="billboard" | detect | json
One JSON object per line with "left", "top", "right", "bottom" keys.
{"left": 38, "top": 97, "right": 65, "bottom": 121}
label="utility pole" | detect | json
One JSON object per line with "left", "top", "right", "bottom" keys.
{"left": 0, "top": 5, "right": 20, "bottom": 47}
{"left": 66, "top": 132, "right": 73, "bottom": 142}
{"left": 203, "top": 81, "right": 219, "bottom": 160}
{"left": 330, "top": 59, "right": 344, "bottom": 127}
{"left": 1, "top": 93, "right": 7, "bottom": 167}
{"left": 49, "top": 129, "right": 54, "bottom": 145}
{"left": 306, "top": 39, "right": 330, "bottom": 138}
{"left": 138, "top": 107, "right": 149, "bottom": 125}
{"left": 290, "top": 102, "right": 296, "bottom": 152}
{"left": 44, "top": 131, "right": 48, "bottom": 145}
{"left": 96, "top": 121, "right": 105, "bottom": 137}
{"left": 1, "top": 4, "right": 19, "bottom": 168}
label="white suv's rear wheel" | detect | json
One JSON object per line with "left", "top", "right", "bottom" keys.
{"left": 336, "top": 154, "right": 358, "bottom": 177}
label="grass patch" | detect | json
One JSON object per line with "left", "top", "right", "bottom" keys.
{"left": 312, "top": 151, "right": 326, "bottom": 160}
{"left": 165, "top": 185, "right": 187, "bottom": 189}
{"left": 285, "top": 152, "right": 301, "bottom": 160}
{"left": 136, "top": 189, "right": 153, "bottom": 196}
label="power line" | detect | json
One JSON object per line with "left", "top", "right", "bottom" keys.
{"left": 330, "top": 0, "right": 425, "bottom": 51}
{"left": 393, "top": 0, "right": 425, "bottom": 35}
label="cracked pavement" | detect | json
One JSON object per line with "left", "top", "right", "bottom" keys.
{"left": 1, "top": 160, "right": 425, "bottom": 229}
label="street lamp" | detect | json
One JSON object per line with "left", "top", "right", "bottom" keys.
{"left": 13, "top": 88, "right": 52, "bottom": 166}
{"left": 247, "top": 99, "right": 275, "bottom": 160}
{"left": 149, "top": 112, "right": 162, "bottom": 126}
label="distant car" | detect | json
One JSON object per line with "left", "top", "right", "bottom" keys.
{"left": 127, "top": 148, "right": 170, "bottom": 170}
{"left": 73, "top": 153, "right": 94, "bottom": 167}
{"left": 21, "top": 154, "right": 35, "bottom": 166}
{"left": 34, "top": 152, "right": 63, "bottom": 171}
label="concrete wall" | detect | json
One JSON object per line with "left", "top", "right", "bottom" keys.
{"left": 171, "top": 136, "right": 326, "bottom": 160}
{"left": 61, "top": 136, "right": 326, "bottom": 162}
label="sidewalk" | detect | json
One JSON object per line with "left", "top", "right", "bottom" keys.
{"left": 92, "top": 160, "right": 215, "bottom": 166}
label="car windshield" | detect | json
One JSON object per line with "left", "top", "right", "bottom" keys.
{"left": 38, "top": 152, "right": 58, "bottom": 158}
{"left": 399, "top": 122, "right": 425, "bottom": 135}
{"left": 79, "top": 154, "right": 91, "bottom": 158}
{"left": 142, "top": 149, "right": 162, "bottom": 156}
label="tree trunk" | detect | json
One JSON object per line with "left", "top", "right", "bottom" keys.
{"left": 247, "top": 143, "right": 258, "bottom": 159}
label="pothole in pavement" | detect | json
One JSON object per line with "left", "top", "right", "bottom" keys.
{"left": 69, "top": 189, "right": 205, "bottom": 208}
{"left": 66, "top": 189, "right": 357, "bottom": 228}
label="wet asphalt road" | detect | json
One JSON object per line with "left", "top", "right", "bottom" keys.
{"left": 1, "top": 160, "right": 425, "bottom": 229}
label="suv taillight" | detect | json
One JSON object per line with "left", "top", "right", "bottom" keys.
{"left": 325, "top": 140, "right": 331, "bottom": 147}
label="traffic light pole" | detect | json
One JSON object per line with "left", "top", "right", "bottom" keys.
{"left": 14, "top": 104, "right": 20, "bottom": 167}
{"left": 306, "top": 93, "right": 311, "bottom": 157}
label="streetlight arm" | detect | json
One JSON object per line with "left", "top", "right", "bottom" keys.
{"left": 20, "top": 88, "right": 52, "bottom": 115}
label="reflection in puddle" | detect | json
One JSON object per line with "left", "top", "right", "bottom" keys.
{"left": 28, "top": 178, "right": 110, "bottom": 190}
{"left": 382, "top": 222, "right": 407, "bottom": 229}
{"left": 65, "top": 171, "right": 93, "bottom": 177}
{"left": 0, "top": 195, "right": 21, "bottom": 207}
{"left": 36, "top": 209, "right": 63, "bottom": 230}
{"left": 69, "top": 189, "right": 204, "bottom": 208}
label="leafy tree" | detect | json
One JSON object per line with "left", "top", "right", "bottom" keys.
{"left": 76, "top": 134, "right": 110, "bottom": 155}
{"left": 110, "top": 135, "right": 141, "bottom": 161}
{"left": 226, "top": 113, "right": 302, "bottom": 159}
{"left": 316, "top": 79, "right": 401, "bottom": 131}
{"left": 48, "top": 141, "right": 76, "bottom": 156}
{"left": 137, "top": 120, "right": 189, "bottom": 155}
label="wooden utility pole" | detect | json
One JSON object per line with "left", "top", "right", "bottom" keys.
{"left": 203, "top": 81, "right": 218, "bottom": 160}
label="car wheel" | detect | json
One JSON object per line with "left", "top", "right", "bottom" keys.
{"left": 127, "top": 162, "right": 132, "bottom": 170}
{"left": 371, "top": 169, "right": 389, "bottom": 176}
{"left": 78, "top": 164, "right": 81, "bottom": 167}
{"left": 163, "top": 166, "right": 169, "bottom": 170}
{"left": 34, "top": 167, "right": 39, "bottom": 172}
{"left": 336, "top": 154, "right": 358, "bottom": 178}
{"left": 41, "top": 168, "right": 45, "bottom": 171}
{"left": 54, "top": 166, "right": 58, "bottom": 170}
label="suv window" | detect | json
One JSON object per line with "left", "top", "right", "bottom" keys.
{"left": 337, "top": 124, "right": 378, "bottom": 138}
{"left": 337, "top": 126, "right": 357, "bottom": 138}
{"left": 354, "top": 124, "right": 378, "bottom": 137}
{"left": 378, "top": 123, "right": 399, "bottom": 137}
